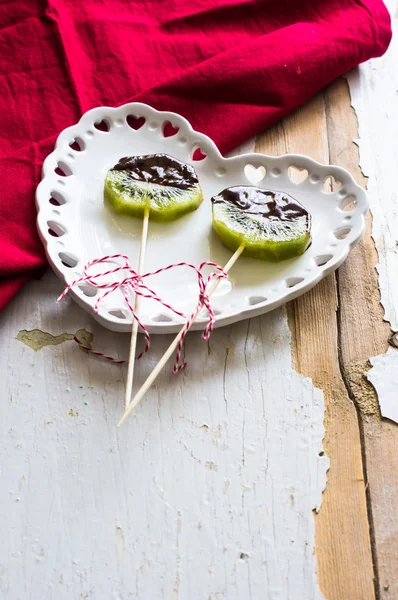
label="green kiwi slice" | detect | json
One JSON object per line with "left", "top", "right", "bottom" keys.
{"left": 211, "top": 186, "right": 311, "bottom": 261}
{"left": 104, "top": 153, "right": 203, "bottom": 221}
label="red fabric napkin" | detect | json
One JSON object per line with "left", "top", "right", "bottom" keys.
{"left": 0, "top": 0, "right": 391, "bottom": 310}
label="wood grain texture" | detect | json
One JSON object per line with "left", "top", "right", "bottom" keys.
{"left": 255, "top": 89, "right": 376, "bottom": 599}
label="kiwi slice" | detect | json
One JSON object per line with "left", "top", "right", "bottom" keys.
{"left": 211, "top": 186, "right": 311, "bottom": 261}
{"left": 104, "top": 153, "right": 203, "bottom": 221}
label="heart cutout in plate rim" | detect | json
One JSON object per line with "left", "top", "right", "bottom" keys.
{"left": 126, "top": 115, "right": 146, "bottom": 130}
{"left": 162, "top": 121, "right": 180, "bottom": 138}
{"left": 244, "top": 164, "right": 266, "bottom": 184}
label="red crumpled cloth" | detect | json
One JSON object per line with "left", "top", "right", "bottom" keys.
{"left": 0, "top": 0, "right": 391, "bottom": 310}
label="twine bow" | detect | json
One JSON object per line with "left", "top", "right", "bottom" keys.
{"left": 57, "top": 254, "right": 227, "bottom": 372}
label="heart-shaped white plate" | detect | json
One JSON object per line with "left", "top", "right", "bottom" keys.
{"left": 36, "top": 102, "right": 368, "bottom": 333}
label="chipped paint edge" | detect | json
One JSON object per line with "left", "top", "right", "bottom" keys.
{"left": 367, "top": 347, "right": 398, "bottom": 423}
{"left": 346, "top": 1, "right": 398, "bottom": 422}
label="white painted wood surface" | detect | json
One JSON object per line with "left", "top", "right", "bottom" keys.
{"left": 0, "top": 272, "right": 327, "bottom": 599}
{"left": 347, "top": 0, "right": 398, "bottom": 331}
{"left": 347, "top": 0, "right": 398, "bottom": 420}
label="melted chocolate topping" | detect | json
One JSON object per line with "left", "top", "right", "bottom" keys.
{"left": 212, "top": 186, "right": 310, "bottom": 226}
{"left": 111, "top": 153, "right": 198, "bottom": 190}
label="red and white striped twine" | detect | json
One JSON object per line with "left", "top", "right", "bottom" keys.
{"left": 57, "top": 254, "right": 227, "bottom": 372}
{"left": 72, "top": 335, "right": 125, "bottom": 364}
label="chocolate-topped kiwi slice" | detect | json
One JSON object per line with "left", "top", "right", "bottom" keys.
{"left": 104, "top": 153, "right": 203, "bottom": 221}
{"left": 211, "top": 186, "right": 311, "bottom": 261}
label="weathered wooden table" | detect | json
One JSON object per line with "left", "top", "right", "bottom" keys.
{"left": 1, "top": 6, "right": 397, "bottom": 598}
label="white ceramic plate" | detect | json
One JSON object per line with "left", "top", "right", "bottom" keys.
{"left": 36, "top": 102, "right": 368, "bottom": 333}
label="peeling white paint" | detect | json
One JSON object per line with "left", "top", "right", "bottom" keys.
{"left": 346, "top": 1, "right": 398, "bottom": 422}
{"left": 346, "top": 0, "right": 398, "bottom": 331}
{"left": 367, "top": 348, "right": 398, "bottom": 422}
{"left": 0, "top": 269, "right": 328, "bottom": 599}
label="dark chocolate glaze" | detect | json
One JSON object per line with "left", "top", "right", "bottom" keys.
{"left": 111, "top": 153, "right": 198, "bottom": 190}
{"left": 212, "top": 186, "right": 310, "bottom": 227}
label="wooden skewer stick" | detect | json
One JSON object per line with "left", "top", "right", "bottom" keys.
{"left": 118, "top": 243, "right": 245, "bottom": 425}
{"left": 124, "top": 207, "right": 150, "bottom": 410}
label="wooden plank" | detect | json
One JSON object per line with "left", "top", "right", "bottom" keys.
{"left": 255, "top": 89, "right": 376, "bottom": 599}
{"left": 325, "top": 76, "right": 398, "bottom": 597}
